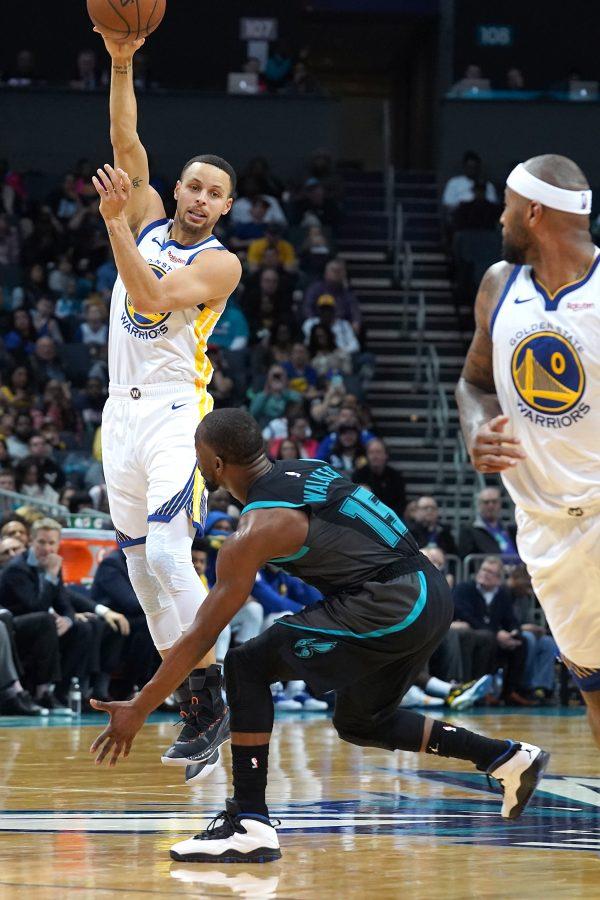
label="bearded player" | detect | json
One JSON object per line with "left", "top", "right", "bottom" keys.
{"left": 92, "top": 31, "right": 241, "bottom": 782}
{"left": 457, "top": 155, "right": 600, "bottom": 747}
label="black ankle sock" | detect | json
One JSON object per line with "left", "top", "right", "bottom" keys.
{"left": 426, "top": 720, "right": 511, "bottom": 771}
{"left": 232, "top": 743, "right": 269, "bottom": 817}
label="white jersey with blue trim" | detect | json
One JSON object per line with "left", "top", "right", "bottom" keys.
{"left": 491, "top": 249, "right": 600, "bottom": 513}
{"left": 108, "top": 218, "right": 225, "bottom": 387}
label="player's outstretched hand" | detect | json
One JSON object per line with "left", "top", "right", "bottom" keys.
{"left": 469, "top": 415, "right": 527, "bottom": 473}
{"left": 93, "top": 26, "right": 145, "bottom": 61}
{"left": 89, "top": 698, "right": 146, "bottom": 767}
{"left": 92, "top": 164, "right": 132, "bottom": 223}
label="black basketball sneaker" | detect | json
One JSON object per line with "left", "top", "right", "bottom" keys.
{"left": 161, "top": 664, "right": 230, "bottom": 767}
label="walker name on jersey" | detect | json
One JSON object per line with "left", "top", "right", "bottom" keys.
{"left": 509, "top": 320, "right": 591, "bottom": 429}
{"left": 120, "top": 260, "right": 172, "bottom": 340}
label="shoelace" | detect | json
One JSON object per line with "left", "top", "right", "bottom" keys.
{"left": 195, "top": 810, "right": 246, "bottom": 841}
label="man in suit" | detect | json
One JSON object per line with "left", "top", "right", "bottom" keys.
{"left": 458, "top": 486, "right": 519, "bottom": 561}
{"left": 0, "top": 517, "right": 111, "bottom": 710}
{"left": 410, "top": 496, "right": 457, "bottom": 555}
{"left": 352, "top": 438, "right": 406, "bottom": 517}
{"left": 91, "top": 547, "right": 160, "bottom": 693}
{"left": 452, "top": 556, "right": 532, "bottom": 705}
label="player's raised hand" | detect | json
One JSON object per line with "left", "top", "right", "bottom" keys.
{"left": 89, "top": 698, "right": 147, "bottom": 767}
{"left": 93, "top": 26, "right": 145, "bottom": 61}
{"left": 92, "top": 164, "right": 132, "bottom": 222}
{"left": 469, "top": 415, "right": 527, "bottom": 473}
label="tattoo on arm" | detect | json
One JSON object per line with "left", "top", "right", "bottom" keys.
{"left": 131, "top": 177, "right": 143, "bottom": 189}
{"left": 112, "top": 63, "right": 132, "bottom": 76}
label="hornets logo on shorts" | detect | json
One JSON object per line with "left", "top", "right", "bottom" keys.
{"left": 511, "top": 331, "right": 585, "bottom": 414}
{"left": 123, "top": 263, "right": 171, "bottom": 332}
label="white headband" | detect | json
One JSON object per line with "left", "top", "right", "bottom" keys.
{"left": 506, "top": 163, "right": 592, "bottom": 215}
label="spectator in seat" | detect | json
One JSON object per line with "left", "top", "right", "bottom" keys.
{"left": 47, "top": 173, "right": 81, "bottom": 225}
{"left": 30, "top": 337, "right": 67, "bottom": 389}
{"left": 239, "top": 158, "right": 284, "bottom": 200}
{"left": 4, "top": 309, "right": 37, "bottom": 359}
{"left": 1, "top": 366, "right": 36, "bottom": 412}
{"left": 6, "top": 412, "right": 34, "bottom": 461}
{"left": 209, "top": 299, "right": 249, "bottom": 351}
{"left": 268, "top": 415, "right": 319, "bottom": 461}
{"left": 283, "top": 62, "right": 322, "bottom": 97}
{"left": 248, "top": 365, "right": 302, "bottom": 429}
{"left": 303, "top": 259, "right": 361, "bottom": 334}
{"left": 458, "top": 486, "right": 519, "bottom": 562}
{"left": 507, "top": 564, "right": 558, "bottom": 701}
{"left": 506, "top": 67, "right": 525, "bottom": 90}
{"left": 314, "top": 404, "right": 375, "bottom": 457}
{"left": 411, "top": 495, "right": 458, "bottom": 555}
{"left": 76, "top": 301, "right": 108, "bottom": 346}
{"left": 26, "top": 433, "right": 65, "bottom": 492}
{"left": 291, "top": 177, "right": 340, "bottom": 228}
{"left": 31, "top": 297, "right": 64, "bottom": 344}
{"left": 452, "top": 181, "right": 500, "bottom": 232}
{"left": 442, "top": 151, "right": 498, "bottom": 213}
{"left": 299, "top": 225, "right": 333, "bottom": 280}
{"left": 274, "top": 437, "right": 303, "bottom": 460}
{"left": 0, "top": 515, "right": 29, "bottom": 548}
{"left": 307, "top": 322, "right": 352, "bottom": 381}
{"left": 242, "top": 269, "right": 292, "bottom": 338}
{"left": 6, "top": 49, "right": 38, "bottom": 88}
{"left": 91, "top": 548, "right": 160, "bottom": 693}
{"left": 230, "top": 178, "right": 287, "bottom": 228}
{"left": 302, "top": 294, "right": 360, "bottom": 355}
{"left": 325, "top": 422, "right": 367, "bottom": 475}
{"left": 229, "top": 197, "right": 270, "bottom": 249}
{"left": 205, "top": 346, "right": 235, "bottom": 408}
{"left": 0, "top": 517, "right": 94, "bottom": 711}
{"left": 70, "top": 49, "right": 100, "bottom": 91}
{"left": 0, "top": 469, "right": 16, "bottom": 492}
{"left": 247, "top": 223, "right": 297, "bottom": 274}
{"left": 282, "top": 342, "right": 319, "bottom": 397}
{"left": 0, "top": 213, "right": 21, "bottom": 266}
{"left": 452, "top": 556, "right": 532, "bottom": 705}
{"left": 352, "top": 438, "right": 406, "bottom": 516}
{"left": 14, "top": 458, "right": 59, "bottom": 505}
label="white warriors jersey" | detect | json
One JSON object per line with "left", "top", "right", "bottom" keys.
{"left": 491, "top": 249, "right": 600, "bottom": 513}
{"left": 108, "top": 218, "right": 226, "bottom": 387}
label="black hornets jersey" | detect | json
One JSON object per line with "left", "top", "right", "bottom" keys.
{"left": 241, "top": 460, "right": 421, "bottom": 594}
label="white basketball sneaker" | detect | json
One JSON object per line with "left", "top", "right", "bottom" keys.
{"left": 487, "top": 740, "right": 550, "bottom": 819}
{"left": 170, "top": 799, "right": 281, "bottom": 864}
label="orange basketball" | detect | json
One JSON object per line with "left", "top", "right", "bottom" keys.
{"left": 87, "top": 0, "right": 166, "bottom": 42}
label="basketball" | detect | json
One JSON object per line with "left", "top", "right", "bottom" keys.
{"left": 87, "top": 0, "right": 166, "bottom": 42}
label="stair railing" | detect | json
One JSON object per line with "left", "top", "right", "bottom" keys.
{"left": 392, "top": 201, "right": 404, "bottom": 284}
{"left": 424, "top": 344, "right": 440, "bottom": 438}
{"left": 411, "top": 291, "right": 427, "bottom": 383}
{"left": 385, "top": 164, "right": 396, "bottom": 251}
{"left": 434, "top": 384, "right": 449, "bottom": 486}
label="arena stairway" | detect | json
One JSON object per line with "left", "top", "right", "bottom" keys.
{"left": 338, "top": 169, "right": 477, "bottom": 518}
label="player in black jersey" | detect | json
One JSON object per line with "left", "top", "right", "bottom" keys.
{"left": 91, "top": 408, "right": 550, "bottom": 864}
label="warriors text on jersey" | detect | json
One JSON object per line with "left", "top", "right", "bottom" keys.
{"left": 491, "top": 251, "right": 600, "bottom": 513}
{"left": 241, "top": 459, "right": 421, "bottom": 595}
{"left": 108, "top": 218, "right": 225, "bottom": 387}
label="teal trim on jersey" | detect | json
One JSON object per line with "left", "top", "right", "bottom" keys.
{"left": 270, "top": 545, "right": 310, "bottom": 564}
{"left": 240, "top": 500, "right": 305, "bottom": 515}
{"left": 278, "top": 570, "right": 427, "bottom": 639}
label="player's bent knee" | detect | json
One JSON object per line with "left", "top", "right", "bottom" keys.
{"left": 125, "top": 549, "right": 165, "bottom": 618}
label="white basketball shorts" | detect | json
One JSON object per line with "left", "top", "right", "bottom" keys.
{"left": 516, "top": 505, "right": 600, "bottom": 685}
{"left": 102, "top": 382, "right": 213, "bottom": 547}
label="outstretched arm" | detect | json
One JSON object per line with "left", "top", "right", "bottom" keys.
{"left": 93, "top": 164, "right": 242, "bottom": 312}
{"left": 97, "top": 29, "right": 164, "bottom": 234}
{"left": 89, "top": 509, "right": 309, "bottom": 766}
{"left": 455, "top": 263, "right": 527, "bottom": 473}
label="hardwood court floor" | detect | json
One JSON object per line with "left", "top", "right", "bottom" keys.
{"left": 0, "top": 708, "right": 598, "bottom": 899}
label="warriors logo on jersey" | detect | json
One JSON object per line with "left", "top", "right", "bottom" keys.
{"left": 122, "top": 263, "right": 171, "bottom": 337}
{"left": 511, "top": 331, "right": 585, "bottom": 414}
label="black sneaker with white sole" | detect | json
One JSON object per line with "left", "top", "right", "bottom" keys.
{"left": 487, "top": 739, "right": 551, "bottom": 819}
{"left": 170, "top": 799, "right": 281, "bottom": 864}
{"left": 185, "top": 748, "right": 221, "bottom": 785}
{"left": 161, "top": 665, "right": 230, "bottom": 766}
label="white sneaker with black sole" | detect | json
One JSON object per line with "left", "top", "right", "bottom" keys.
{"left": 487, "top": 740, "right": 550, "bottom": 819}
{"left": 170, "top": 799, "right": 281, "bottom": 864}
